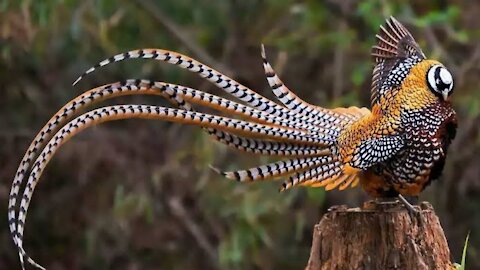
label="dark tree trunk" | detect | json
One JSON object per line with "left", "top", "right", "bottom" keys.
{"left": 305, "top": 201, "right": 453, "bottom": 270}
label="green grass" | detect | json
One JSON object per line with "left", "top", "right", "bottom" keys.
{"left": 454, "top": 232, "right": 470, "bottom": 270}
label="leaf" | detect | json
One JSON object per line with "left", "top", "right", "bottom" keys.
{"left": 459, "top": 232, "right": 470, "bottom": 270}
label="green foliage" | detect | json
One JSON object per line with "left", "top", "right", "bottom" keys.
{"left": 415, "top": 6, "right": 460, "bottom": 27}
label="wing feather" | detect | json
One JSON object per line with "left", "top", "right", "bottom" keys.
{"left": 370, "top": 16, "right": 426, "bottom": 106}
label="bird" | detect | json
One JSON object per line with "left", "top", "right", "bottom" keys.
{"left": 7, "top": 16, "right": 456, "bottom": 269}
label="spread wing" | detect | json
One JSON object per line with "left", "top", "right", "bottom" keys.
{"left": 370, "top": 16, "right": 426, "bottom": 106}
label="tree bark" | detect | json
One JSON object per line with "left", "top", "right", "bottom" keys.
{"left": 305, "top": 201, "right": 454, "bottom": 270}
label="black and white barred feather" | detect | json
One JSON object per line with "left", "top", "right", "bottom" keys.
{"left": 9, "top": 46, "right": 361, "bottom": 269}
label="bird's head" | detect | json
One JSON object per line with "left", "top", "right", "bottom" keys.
{"left": 426, "top": 64, "right": 454, "bottom": 101}
{"left": 371, "top": 17, "right": 455, "bottom": 104}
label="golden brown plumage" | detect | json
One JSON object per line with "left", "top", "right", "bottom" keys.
{"left": 8, "top": 17, "right": 456, "bottom": 269}
{"left": 336, "top": 20, "right": 457, "bottom": 197}
{"left": 337, "top": 59, "right": 456, "bottom": 194}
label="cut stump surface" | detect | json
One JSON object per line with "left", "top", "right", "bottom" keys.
{"left": 305, "top": 201, "right": 453, "bottom": 270}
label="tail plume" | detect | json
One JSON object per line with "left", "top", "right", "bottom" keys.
{"left": 10, "top": 46, "right": 369, "bottom": 269}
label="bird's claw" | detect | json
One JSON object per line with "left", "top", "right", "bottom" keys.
{"left": 397, "top": 194, "right": 423, "bottom": 223}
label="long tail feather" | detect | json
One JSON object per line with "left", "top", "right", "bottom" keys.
{"left": 14, "top": 102, "right": 330, "bottom": 258}
{"left": 7, "top": 80, "right": 212, "bottom": 256}
{"left": 9, "top": 80, "right": 335, "bottom": 269}
{"left": 12, "top": 102, "right": 335, "bottom": 266}
{"left": 72, "top": 48, "right": 343, "bottom": 128}
{"left": 153, "top": 80, "right": 331, "bottom": 157}
{"left": 131, "top": 80, "right": 336, "bottom": 135}
{"left": 260, "top": 47, "right": 370, "bottom": 125}
{"left": 151, "top": 80, "right": 329, "bottom": 157}
{"left": 281, "top": 160, "right": 342, "bottom": 190}
{"left": 7, "top": 82, "right": 163, "bottom": 255}
{"left": 260, "top": 45, "right": 352, "bottom": 127}
{"left": 212, "top": 156, "right": 325, "bottom": 182}
{"left": 11, "top": 45, "right": 371, "bottom": 270}
{"left": 206, "top": 129, "right": 330, "bottom": 157}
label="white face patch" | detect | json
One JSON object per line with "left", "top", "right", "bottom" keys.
{"left": 439, "top": 68, "right": 453, "bottom": 89}
{"left": 427, "top": 65, "right": 439, "bottom": 91}
{"left": 427, "top": 64, "right": 454, "bottom": 99}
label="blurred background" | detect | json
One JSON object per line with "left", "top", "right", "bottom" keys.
{"left": 0, "top": 0, "right": 479, "bottom": 269}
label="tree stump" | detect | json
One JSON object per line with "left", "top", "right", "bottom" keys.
{"left": 305, "top": 201, "right": 454, "bottom": 270}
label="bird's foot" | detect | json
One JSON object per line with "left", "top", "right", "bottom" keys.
{"left": 397, "top": 194, "right": 423, "bottom": 223}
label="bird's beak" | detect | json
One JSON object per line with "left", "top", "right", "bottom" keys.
{"left": 442, "top": 90, "right": 449, "bottom": 101}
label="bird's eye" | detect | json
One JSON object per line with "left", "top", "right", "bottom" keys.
{"left": 427, "top": 65, "right": 454, "bottom": 99}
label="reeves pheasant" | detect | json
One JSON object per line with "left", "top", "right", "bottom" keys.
{"left": 8, "top": 17, "right": 456, "bottom": 269}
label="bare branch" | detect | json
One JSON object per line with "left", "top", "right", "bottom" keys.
{"left": 167, "top": 196, "right": 219, "bottom": 269}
